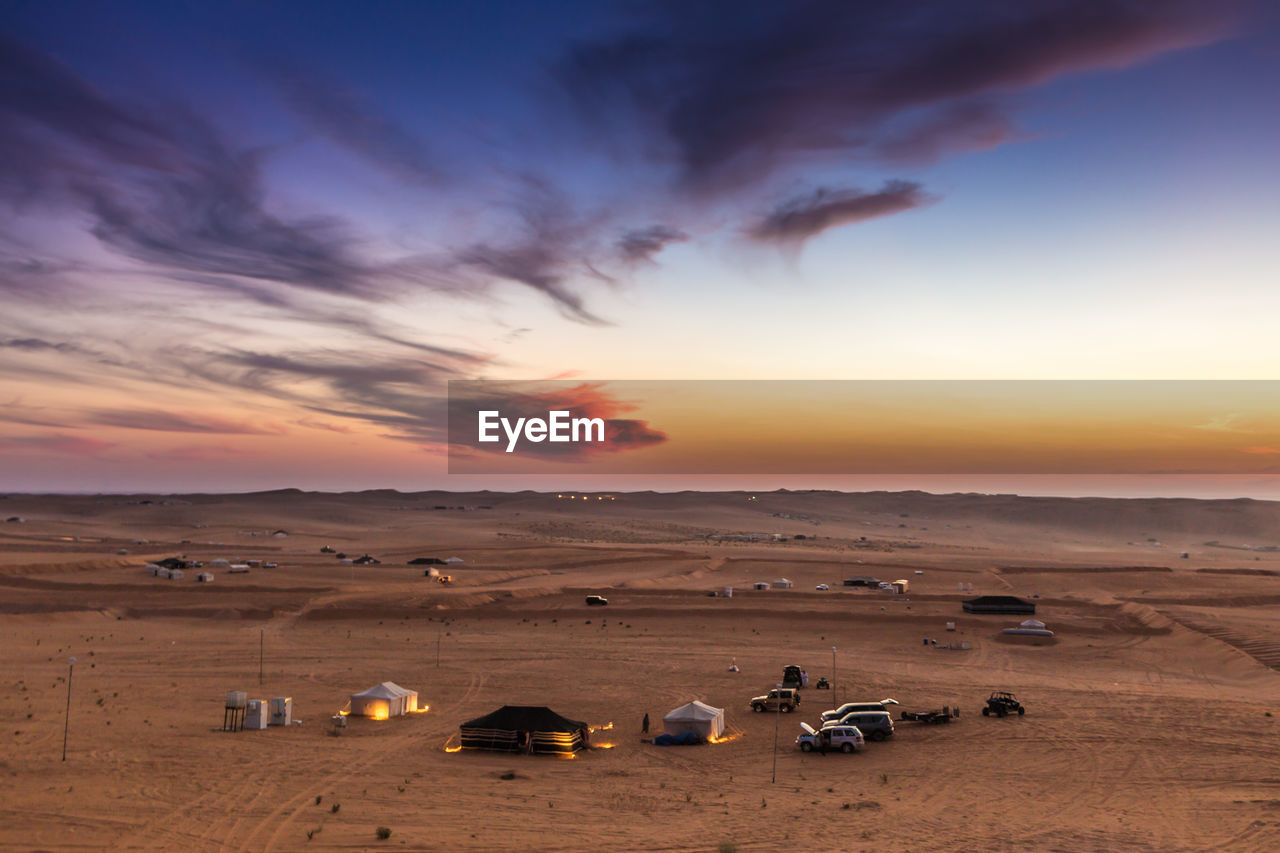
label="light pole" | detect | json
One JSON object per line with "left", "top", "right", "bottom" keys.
{"left": 62, "top": 656, "right": 76, "bottom": 761}
{"left": 771, "top": 682, "right": 782, "bottom": 784}
{"left": 831, "top": 646, "right": 837, "bottom": 703}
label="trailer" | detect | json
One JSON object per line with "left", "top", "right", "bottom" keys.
{"left": 899, "top": 707, "right": 959, "bottom": 724}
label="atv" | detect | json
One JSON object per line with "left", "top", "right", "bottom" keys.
{"left": 982, "top": 691, "right": 1025, "bottom": 717}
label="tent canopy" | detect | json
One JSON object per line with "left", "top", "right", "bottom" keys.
{"left": 460, "top": 705, "right": 588, "bottom": 754}
{"left": 353, "top": 681, "right": 413, "bottom": 700}
{"left": 349, "top": 681, "right": 418, "bottom": 717}
{"left": 462, "top": 705, "right": 585, "bottom": 732}
{"left": 662, "top": 699, "right": 725, "bottom": 739}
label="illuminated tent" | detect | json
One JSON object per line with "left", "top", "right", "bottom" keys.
{"left": 348, "top": 682, "right": 419, "bottom": 719}
{"left": 460, "top": 705, "right": 589, "bottom": 755}
{"left": 662, "top": 700, "right": 725, "bottom": 740}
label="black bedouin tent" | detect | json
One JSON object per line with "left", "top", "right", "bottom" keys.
{"left": 963, "top": 595, "right": 1036, "bottom": 615}
{"left": 460, "top": 705, "right": 589, "bottom": 755}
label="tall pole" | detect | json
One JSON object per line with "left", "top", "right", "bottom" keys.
{"left": 832, "top": 646, "right": 837, "bottom": 704}
{"left": 771, "top": 682, "right": 781, "bottom": 784}
{"left": 62, "top": 657, "right": 76, "bottom": 761}
{"left": 259, "top": 628, "right": 264, "bottom": 685}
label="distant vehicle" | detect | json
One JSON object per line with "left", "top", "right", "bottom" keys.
{"left": 796, "top": 722, "right": 863, "bottom": 753}
{"left": 781, "top": 665, "right": 809, "bottom": 689}
{"left": 750, "top": 687, "right": 800, "bottom": 713}
{"left": 437, "top": 574, "right": 453, "bottom": 585}
{"left": 982, "top": 691, "right": 1025, "bottom": 717}
{"left": 820, "top": 699, "right": 899, "bottom": 722}
{"left": 821, "top": 710, "right": 894, "bottom": 741}
{"left": 815, "top": 584, "right": 829, "bottom": 591}
{"left": 320, "top": 546, "right": 335, "bottom": 553}
{"left": 586, "top": 595, "right": 608, "bottom": 606}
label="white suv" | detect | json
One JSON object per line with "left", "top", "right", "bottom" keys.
{"left": 796, "top": 722, "right": 864, "bottom": 753}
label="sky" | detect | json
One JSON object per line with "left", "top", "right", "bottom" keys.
{"left": 2, "top": 0, "right": 1279, "bottom": 495}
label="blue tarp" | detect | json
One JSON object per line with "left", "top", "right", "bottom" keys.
{"left": 653, "top": 732, "right": 704, "bottom": 746}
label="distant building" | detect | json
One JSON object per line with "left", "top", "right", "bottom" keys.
{"left": 962, "top": 595, "right": 1035, "bottom": 615}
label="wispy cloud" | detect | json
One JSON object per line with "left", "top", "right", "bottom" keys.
{"left": 85, "top": 408, "right": 285, "bottom": 435}
{"left": 616, "top": 225, "right": 689, "bottom": 262}
{"left": 0, "top": 433, "right": 114, "bottom": 456}
{"left": 748, "top": 181, "right": 933, "bottom": 246}
{"left": 554, "top": 1, "right": 1237, "bottom": 194}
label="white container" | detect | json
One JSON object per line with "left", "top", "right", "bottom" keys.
{"left": 226, "top": 690, "right": 247, "bottom": 709}
{"left": 245, "top": 699, "right": 269, "bottom": 729}
{"left": 270, "top": 697, "right": 292, "bottom": 726}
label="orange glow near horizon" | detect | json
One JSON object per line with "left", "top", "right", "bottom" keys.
{"left": 448, "top": 380, "right": 1280, "bottom": 476}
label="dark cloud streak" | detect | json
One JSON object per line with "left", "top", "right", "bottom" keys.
{"left": 749, "top": 181, "right": 932, "bottom": 246}
{"left": 555, "top": 1, "right": 1238, "bottom": 193}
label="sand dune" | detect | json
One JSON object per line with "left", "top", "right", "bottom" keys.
{"left": 1, "top": 489, "right": 1278, "bottom": 851}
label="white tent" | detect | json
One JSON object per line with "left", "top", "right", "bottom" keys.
{"left": 1020, "top": 618, "right": 1046, "bottom": 629}
{"left": 662, "top": 700, "right": 725, "bottom": 740}
{"left": 209, "top": 558, "right": 231, "bottom": 568}
{"left": 196, "top": 572, "right": 214, "bottom": 583}
{"left": 348, "top": 681, "right": 419, "bottom": 719}
{"left": 772, "top": 578, "right": 793, "bottom": 589}
{"left": 444, "top": 556, "right": 465, "bottom": 564}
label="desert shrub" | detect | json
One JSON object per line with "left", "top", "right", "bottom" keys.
{"left": 376, "top": 826, "right": 392, "bottom": 840}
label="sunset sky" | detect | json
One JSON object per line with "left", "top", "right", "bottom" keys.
{"left": 2, "top": 1, "right": 1279, "bottom": 494}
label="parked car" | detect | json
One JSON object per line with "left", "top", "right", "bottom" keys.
{"left": 796, "top": 722, "right": 863, "bottom": 753}
{"left": 815, "top": 584, "right": 829, "bottom": 590}
{"left": 585, "top": 594, "right": 608, "bottom": 606}
{"left": 750, "top": 687, "right": 800, "bottom": 713}
{"left": 819, "top": 699, "right": 899, "bottom": 723}
{"left": 821, "top": 710, "right": 895, "bottom": 741}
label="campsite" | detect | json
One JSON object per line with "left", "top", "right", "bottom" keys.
{"left": 1, "top": 489, "right": 1279, "bottom": 851}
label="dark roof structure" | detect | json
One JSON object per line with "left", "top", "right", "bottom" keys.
{"left": 963, "top": 595, "right": 1036, "bottom": 614}
{"left": 460, "top": 705, "right": 589, "bottom": 755}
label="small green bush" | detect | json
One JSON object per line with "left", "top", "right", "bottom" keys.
{"left": 376, "top": 826, "right": 392, "bottom": 840}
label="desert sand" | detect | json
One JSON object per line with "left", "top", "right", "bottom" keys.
{"left": 1, "top": 489, "right": 1278, "bottom": 852}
